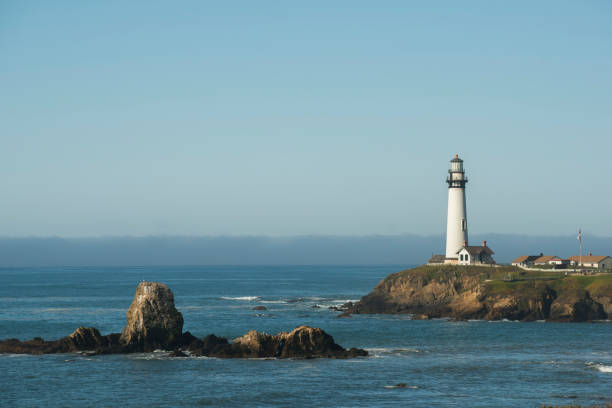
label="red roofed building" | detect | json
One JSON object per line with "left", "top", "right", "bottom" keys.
{"left": 533, "top": 255, "right": 558, "bottom": 265}
{"left": 511, "top": 255, "right": 541, "bottom": 267}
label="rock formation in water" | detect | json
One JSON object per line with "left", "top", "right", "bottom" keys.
{"left": 120, "top": 282, "right": 184, "bottom": 351}
{"left": 0, "top": 281, "right": 367, "bottom": 358}
{"left": 184, "top": 326, "right": 366, "bottom": 359}
{"left": 0, "top": 327, "right": 120, "bottom": 355}
{"left": 347, "top": 265, "right": 610, "bottom": 322}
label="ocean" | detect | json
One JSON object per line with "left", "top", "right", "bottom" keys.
{"left": 1, "top": 265, "right": 611, "bottom": 407}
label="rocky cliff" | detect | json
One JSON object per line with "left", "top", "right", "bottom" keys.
{"left": 0, "top": 281, "right": 366, "bottom": 358}
{"left": 347, "top": 265, "right": 611, "bottom": 322}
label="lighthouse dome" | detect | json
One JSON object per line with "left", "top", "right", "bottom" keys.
{"left": 449, "top": 155, "right": 464, "bottom": 172}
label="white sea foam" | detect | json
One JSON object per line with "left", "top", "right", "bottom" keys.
{"left": 180, "top": 306, "right": 205, "bottom": 310}
{"left": 366, "top": 347, "right": 425, "bottom": 357}
{"left": 585, "top": 362, "right": 612, "bottom": 373}
{"left": 36, "top": 307, "right": 79, "bottom": 313}
{"left": 260, "top": 300, "right": 287, "bottom": 304}
{"left": 219, "top": 296, "right": 260, "bottom": 301}
{"left": 593, "top": 364, "right": 612, "bottom": 373}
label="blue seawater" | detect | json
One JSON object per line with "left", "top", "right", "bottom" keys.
{"left": 0, "top": 265, "right": 611, "bottom": 407}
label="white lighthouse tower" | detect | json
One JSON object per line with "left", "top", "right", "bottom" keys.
{"left": 445, "top": 155, "right": 468, "bottom": 262}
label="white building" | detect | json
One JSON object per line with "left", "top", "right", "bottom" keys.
{"left": 444, "top": 155, "right": 468, "bottom": 263}
{"left": 569, "top": 255, "right": 612, "bottom": 269}
{"left": 457, "top": 241, "right": 495, "bottom": 265}
{"left": 428, "top": 155, "right": 495, "bottom": 266}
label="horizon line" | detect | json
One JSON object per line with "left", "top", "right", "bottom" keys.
{"left": 0, "top": 232, "right": 609, "bottom": 239}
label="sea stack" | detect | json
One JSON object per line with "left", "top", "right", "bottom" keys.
{"left": 120, "top": 281, "right": 184, "bottom": 351}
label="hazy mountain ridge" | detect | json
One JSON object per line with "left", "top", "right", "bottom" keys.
{"left": 0, "top": 234, "right": 609, "bottom": 267}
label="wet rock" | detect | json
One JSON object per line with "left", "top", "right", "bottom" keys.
{"left": 188, "top": 326, "right": 367, "bottom": 359}
{"left": 0, "top": 327, "right": 115, "bottom": 355}
{"left": 274, "top": 326, "right": 364, "bottom": 358}
{"left": 412, "top": 314, "right": 430, "bottom": 320}
{"left": 232, "top": 330, "right": 277, "bottom": 357}
{"left": 252, "top": 306, "right": 267, "bottom": 311}
{"left": 385, "top": 383, "right": 407, "bottom": 389}
{"left": 69, "top": 327, "right": 105, "bottom": 349}
{"left": 119, "top": 282, "right": 184, "bottom": 351}
{"left": 337, "top": 312, "right": 351, "bottom": 318}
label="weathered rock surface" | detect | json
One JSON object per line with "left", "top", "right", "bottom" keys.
{"left": 348, "top": 265, "right": 611, "bottom": 322}
{"left": 186, "top": 326, "right": 367, "bottom": 359}
{"left": 0, "top": 282, "right": 366, "bottom": 359}
{"left": 0, "top": 327, "right": 120, "bottom": 355}
{"left": 120, "top": 282, "right": 184, "bottom": 351}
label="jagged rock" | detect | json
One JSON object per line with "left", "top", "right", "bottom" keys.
{"left": 120, "top": 282, "right": 184, "bottom": 351}
{"left": 69, "top": 327, "right": 105, "bottom": 349}
{"left": 252, "top": 306, "right": 267, "bottom": 311}
{"left": 187, "top": 326, "right": 367, "bottom": 359}
{"left": 0, "top": 327, "right": 118, "bottom": 355}
{"left": 274, "top": 326, "right": 364, "bottom": 358}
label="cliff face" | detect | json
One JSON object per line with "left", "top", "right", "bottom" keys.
{"left": 349, "top": 265, "right": 611, "bottom": 322}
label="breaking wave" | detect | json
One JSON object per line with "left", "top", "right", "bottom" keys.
{"left": 586, "top": 363, "right": 612, "bottom": 373}
{"left": 218, "top": 296, "right": 260, "bottom": 301}
{"left": 366, "top": 347, "right": 427, "bottom": 357}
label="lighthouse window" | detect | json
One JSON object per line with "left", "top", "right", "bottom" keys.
{"left": 461, "top": 219, "right": 466, "bottom": 231}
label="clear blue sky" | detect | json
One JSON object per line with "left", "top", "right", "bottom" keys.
{"left": 1, "top": 1, "right": 611, "bottom": 237}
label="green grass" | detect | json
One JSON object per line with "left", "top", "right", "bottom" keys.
{"left": 401, "top": 264, "right": 612, "bottom": 298}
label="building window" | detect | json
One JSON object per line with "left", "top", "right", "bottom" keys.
{"left": 461, "top": 219, "right": 466, "bottom": 231}
{"left": 460, "top": 254, "right": 464, "bottom": 261}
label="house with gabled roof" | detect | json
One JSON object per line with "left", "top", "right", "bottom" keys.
{"left": 511, "top": 255, "right": 541, "bottom": 267}
{"left": 533, "top": 255, "right": 558, "bottom": 265}
{"left": 457, "top": 240, "right": 495, "bottom": 265}
{"left": 569, "top": 254, "right": 612, "bottom": 269}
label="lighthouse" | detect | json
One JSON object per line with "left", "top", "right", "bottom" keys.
{"left": 428, "top": 155, "right": 495, "bottom": 266}
{"left": 445, "top": 155, "right": 468, "bottom": 262}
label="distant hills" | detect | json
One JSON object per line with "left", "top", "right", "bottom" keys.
{"left": 0, "top": 234, "right": 609, "bottom": 267}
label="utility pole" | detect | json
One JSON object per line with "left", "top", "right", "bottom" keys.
{"left": 578, "top": 228, "right": 583, "bottom": 272}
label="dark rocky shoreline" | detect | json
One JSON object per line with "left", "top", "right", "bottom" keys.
{"left": 0, "top": 282, "right": 367, "bottom": 359}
